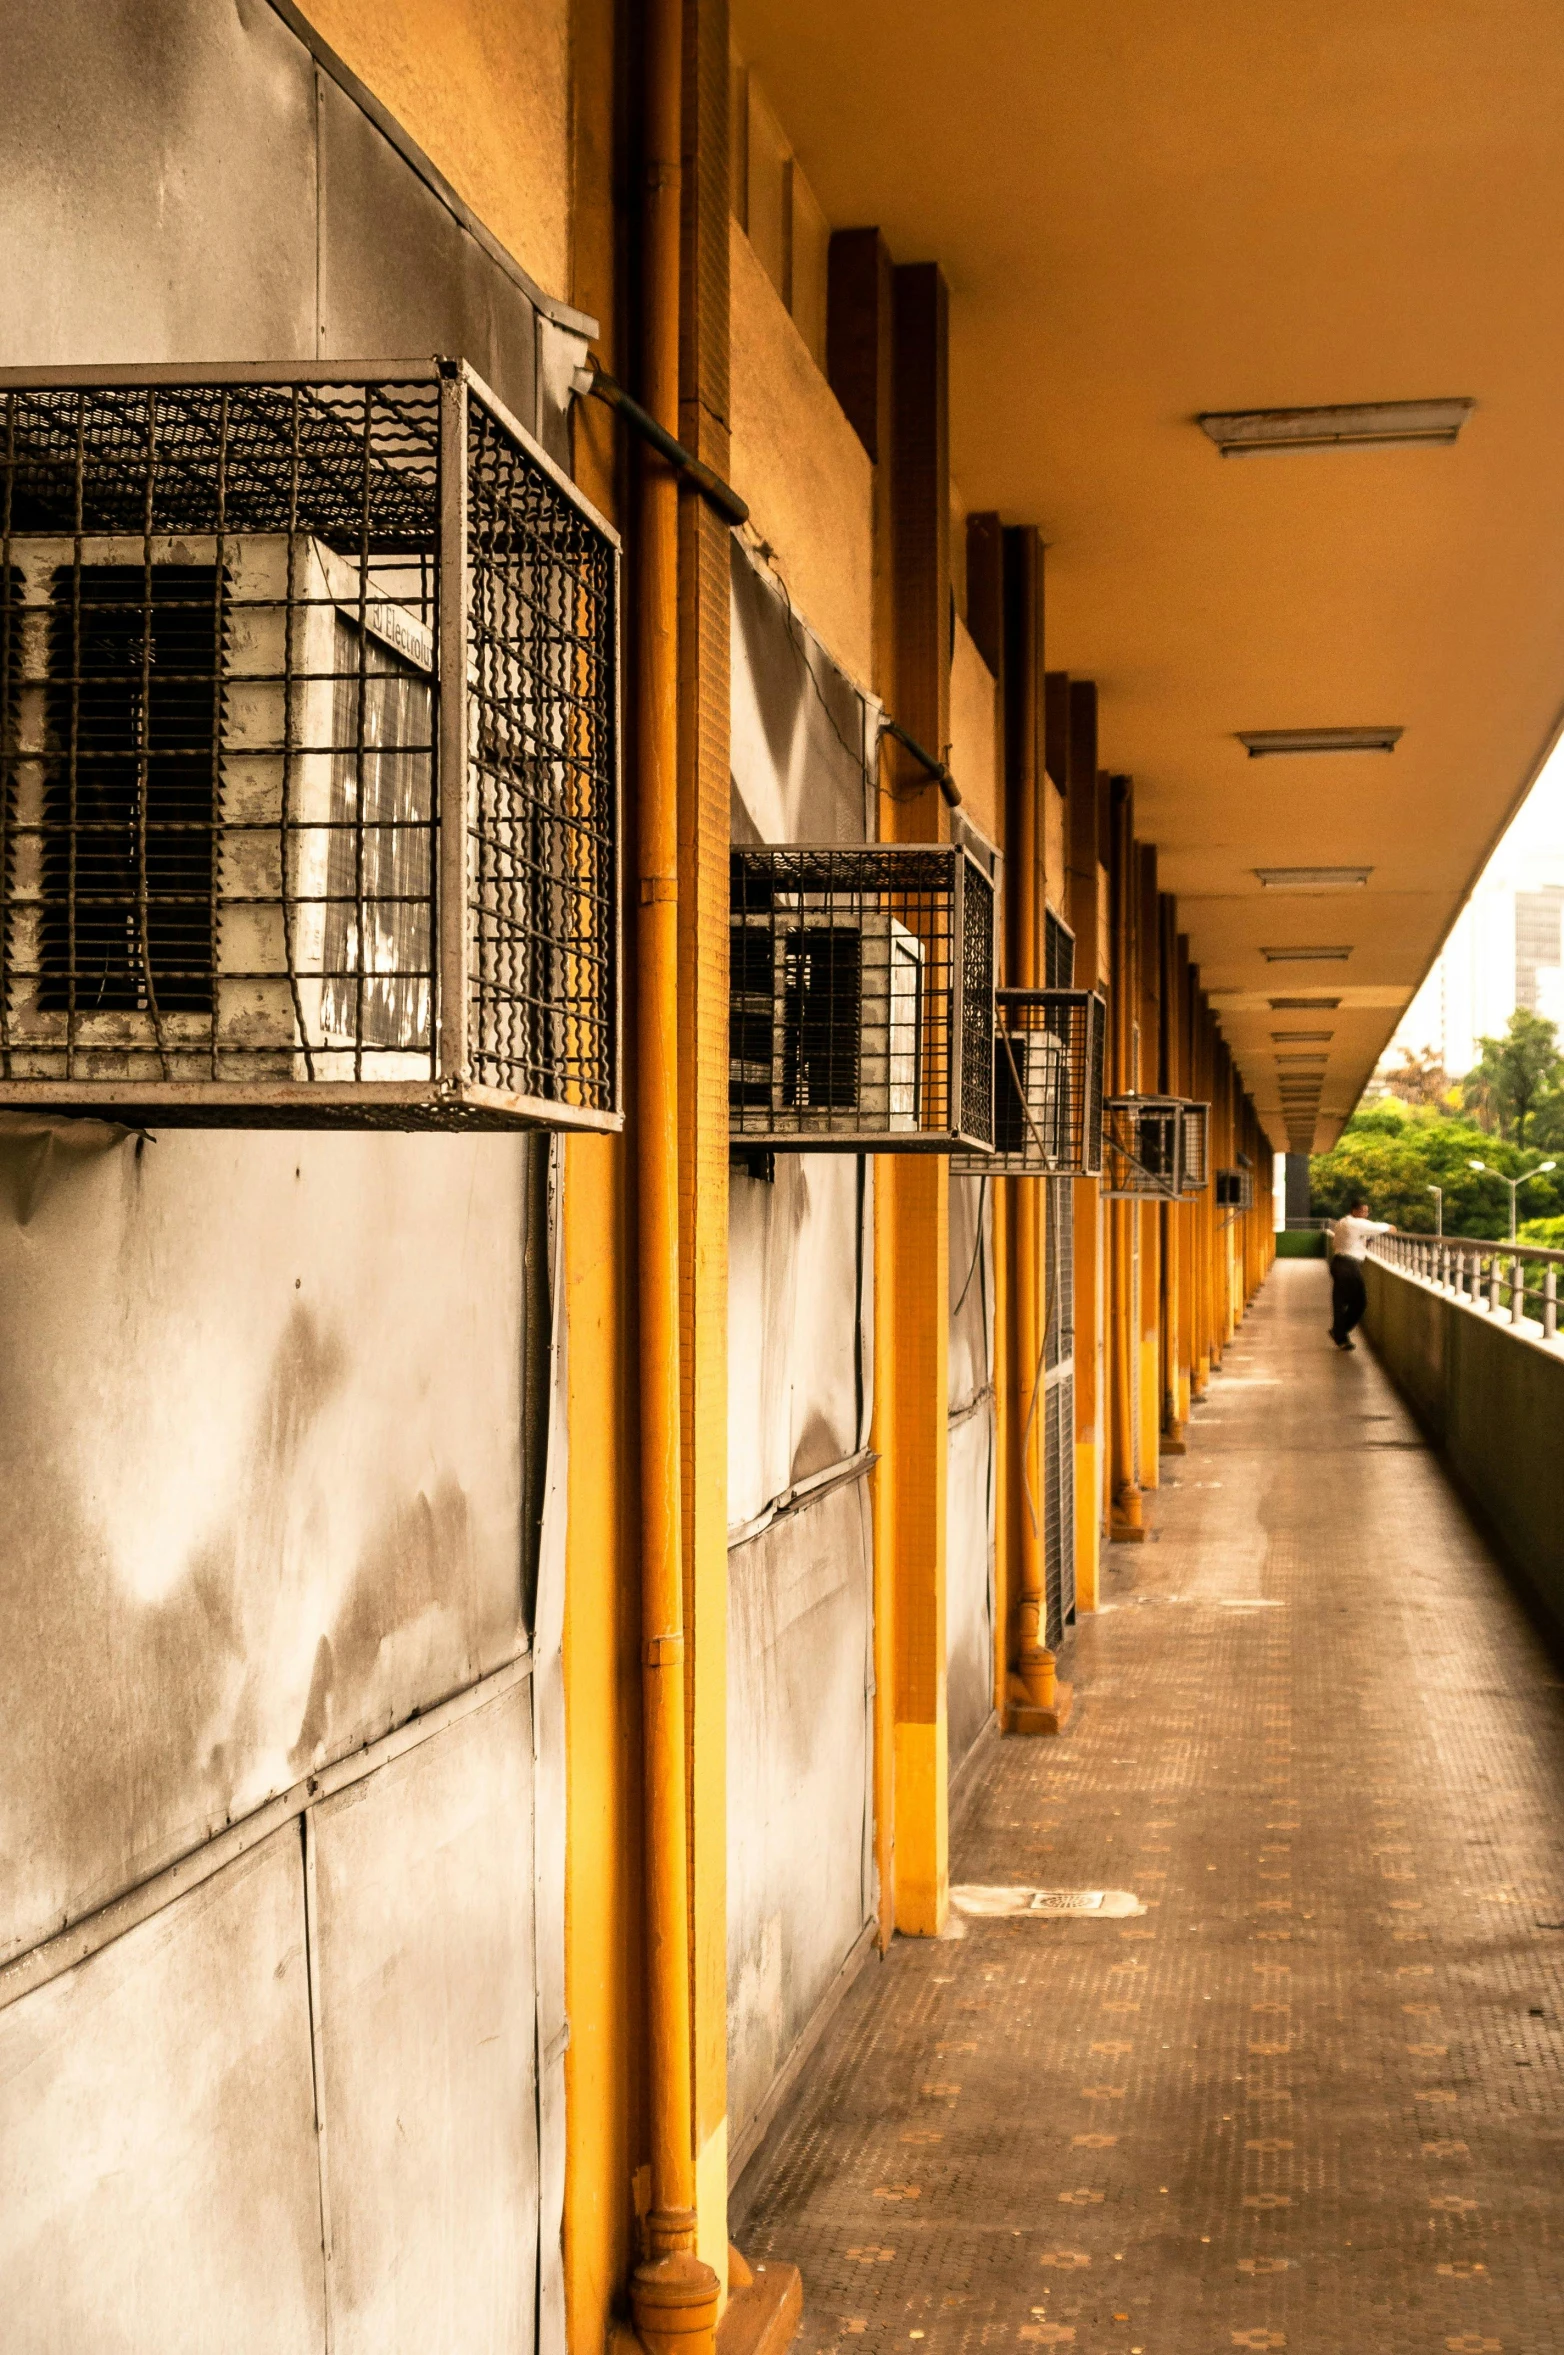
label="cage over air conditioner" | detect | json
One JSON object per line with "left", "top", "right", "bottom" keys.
{"left": 0, "top": 363, "right": 620, "bottom": 1128}
{"left": 1101, "top": 1093, "right": 1185, "bottom": 1200}
{"left": 1216, "top": 1165, "right": 1255, "bottom": 1209}
{"left": 1177, "top": 1099, "right": 1211, "bottom": 1194}
{"left": 951, "top": 987, "right": 1106, "bottom": 1177}
{"left": 729, "top": 842, "right": 995, "bottom": 1150}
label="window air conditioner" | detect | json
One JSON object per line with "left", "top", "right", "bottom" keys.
{"left": 1177, "top": 1100, "right": 1211, "bottom": 1193}
{"left": 728, "top": 842, "right": 995, "bottom": 1151}
{"left": 1102, "top": 1093, "right": 1185, "bottom": 1200}
{"left": 951, "top": 988, "right": 1106, "bottom": 1178}
{"left": 1215, "top": 1166, "right": 1254, "bottom": 1209}
{"left": 0, "top": 364, "right": 622, "bottom": 1131}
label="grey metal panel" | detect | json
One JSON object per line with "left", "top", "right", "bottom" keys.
{"left": 949, "top": 1171, "right": 993, "bottom": 1413}
{"left": 0, "top": 0, "right": 317, "bottom": 368}
{"left": 0, "top": 1829, "right": 324, "bottom": 2353}
{"left": 729, "top": 1153, "right": 866, "bottom": 1529}
{"left": 727, "top": 1476, "right": 874, "bottom": 2152}
{"left": 318, "top": 73, "right": 536, "bottom": 427}
{"left": 730, "top": 541, "right": 875, "bottom": 846}
{"left": 312, "top": 1683, "right": 538, "bottom": 2355}
{"left": 946, "top": 1403, "right": 996, "bottom": 1778}
{"left": 0, "top": 1125, "right": 534, "bottom": 1965}
{"left": 532, "top": 1149, "right": 570, "bottom": 2355}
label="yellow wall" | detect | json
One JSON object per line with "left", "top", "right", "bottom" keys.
{"left": 298, "top": 0, "right": 571, "bottom": 298}
{"left": 729, "top": 219, "right": 874, "bottom": 683}
{"left": 949, "top": 617, "right": 999, "bottom": 843}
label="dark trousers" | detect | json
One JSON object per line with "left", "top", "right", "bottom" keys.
{"left": 1330, "top": 1253, "right": 1367, "bottom": 1343}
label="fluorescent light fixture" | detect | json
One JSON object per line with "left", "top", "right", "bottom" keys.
{"left": 1197, "top": 399, "right": 1474, "bottom": 455}
{"left": 1260, "top": 946, "right": 1352, "bottom": 963}
{"left": 1239, "top": 728, "right": 1402, "bottom": 757}
{"left": 1270, "top": 996, "right": 1341, "bottom": 1010}
{"left": 1255, "top": 866, "right": 1372, "bottom": 891}
{"left": 1276, "top": 1053, "right": 1328, "bottom": 1064}
{"left": 1272, "top": 1030, "right": 1333, "bottom": 1042}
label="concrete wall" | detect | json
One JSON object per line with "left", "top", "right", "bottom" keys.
{"left": 1365, "top": 1257, "right": 1564, "bottom": 1648}
{"left": 0, "top": 8, "right": 576, "bottom": 2344}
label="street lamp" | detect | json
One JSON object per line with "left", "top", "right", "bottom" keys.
{"left": 1467, "top": 1157, "right": 1557, "bottom": 1242}
{"left": 1427, "top": 1182, "right": 1443, "bottom": 1237}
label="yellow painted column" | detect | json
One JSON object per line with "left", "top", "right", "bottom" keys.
{"left": 676, "top": 0, "right": 731, "bottom": 2284}
{"left": 887, "top": 259, "right": 952, "bottom": 1935}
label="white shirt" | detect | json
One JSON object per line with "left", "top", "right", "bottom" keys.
{"left": 1331, "top": 1214, "right": 1392, "bottom": 1261}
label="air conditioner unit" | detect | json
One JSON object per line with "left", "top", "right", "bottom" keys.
{"left": 1216, "top": 1166, "right": 1255, "bottom": 1209}
{"left": 0, "top": 363, "right": 622, "bottom": 1130}
{"left": 729, "top": 842, "right": 995, "bottom": 1150}
{"left": 1176, "top": 1100, "right": 1211, "bottom": 1193}
{"left": 1102, "top": 1093, "right": 1185, "bottom": 1200}
{"left": 951, "top": 988, "right": 1106, "bottom": 1177}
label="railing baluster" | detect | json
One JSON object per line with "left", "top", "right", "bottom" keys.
{"left": 1512, "top": 1254, "right": 1525, "bottom": 1326}
{"left": 1546, "top": 1265, "right": 1558, "bottom": 1342}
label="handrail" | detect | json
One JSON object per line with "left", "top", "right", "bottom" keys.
{"left": 1368, "top": 1229, "right": 1564, "bottom": 1340}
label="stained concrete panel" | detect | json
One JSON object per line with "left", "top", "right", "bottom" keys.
{"left": 0, "top": 0, "right": 318, "bottom": 368}
{"left": 312, "top": 1686, "right": 539, "bottom": 2354}
{"left": 0, "top": 1830, "right": 324, "bottom": 2352}
{"left": 0, "top": 1125, "right": 535, "bottom": 1964}
{"left": 946, "top": 1400, "right": 996, "bottom": 1777}
{"left": 727, "top": 1475, "right": 874, "bottom": 2152}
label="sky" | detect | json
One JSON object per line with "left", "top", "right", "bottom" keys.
{"left": 1387, "top": 730, "right": 1564, "bottom": 1071}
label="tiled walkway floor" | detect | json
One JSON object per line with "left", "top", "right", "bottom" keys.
{"left": 733, "top": 1259, "right": 1564, "bottom": 2353}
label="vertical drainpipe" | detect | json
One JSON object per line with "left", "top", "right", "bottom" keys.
{"left": 1007, "top": 537, "right": 1061, "bottom": 1715}
{"left": 1108, "top": 780, "right": 1144, "bottom": 1541}
{"left": 631, "top": 0, "right": 722, "bottom": 2344}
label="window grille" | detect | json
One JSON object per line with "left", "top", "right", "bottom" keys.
{"left": 728, "top": 842, "right": 995, "bottom": 1150}
{"left": 1177, "top": 1100, "right": 1211, "bottom": 1193}
{"left": 1101, "top": 1093, "right": 1185, "bottom": 1200}
{"left": 951, "top": 988, "right": 1105, "bottom": 1178}
{"left": 0, "top": 361, "right": 620, "bottom": 1129}
{"left": 1216, "top": 1165, "right": 1255, "bottom": 1209}
{"left": 1043, "top": 907, "right": 1076, "bottom": 990}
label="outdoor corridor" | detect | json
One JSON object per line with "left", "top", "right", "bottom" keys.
{"left": 733, "top": 1259, "right": 1564, "bottom": 2354}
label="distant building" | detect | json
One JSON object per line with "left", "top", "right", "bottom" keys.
{"left": 1391, "top": 847, "right": 1564, "bottom": 1079}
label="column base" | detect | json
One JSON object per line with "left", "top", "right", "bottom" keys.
{"left": 1003, "top": 1685, "right": 1074, "bottom": 1736}
{"left": 1110, "top": 1483, "right": 1147, "bottom": 1543}
{"left": 1162, "top": 1418, "right": 1187, "bottom": 1455}
{"left": 717, "top": 2250, "right": 803, "bottom": 2355}
{"left": 631, "top": 2253, "right": 723, "bottom": 2355}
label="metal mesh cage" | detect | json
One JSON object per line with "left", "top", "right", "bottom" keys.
{"left": 1216, "top": 1165, "right": 1255, "bottom": 1209}
{"left": 1177, "top": 1099, "right": 1210, "bottom": 1194}
{"left": 1102, "top": 1093, "right": 1185, "bottom": 1200}
{"left": 1042, "top": 1369, "right": 1075, "bottom": 1645}
{"left": 728, "top": 841, "right": 995, "bottom": 1150}
{"left": 951, "top": 987, "right": 1105, "bottom": 1177}
{"left": 0, "top": 361, "right": 620, "bottom": 1128}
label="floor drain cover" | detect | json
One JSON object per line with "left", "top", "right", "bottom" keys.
{"left": 950, "top": 1885, "right": 1146, "bottom": 1920}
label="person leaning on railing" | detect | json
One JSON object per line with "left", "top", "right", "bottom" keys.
{"left": 1328, "top": 1198, "right": 1395, "bottom": 1353}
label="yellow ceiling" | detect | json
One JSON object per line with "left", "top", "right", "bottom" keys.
{"left": 730, "top": 0, "right": 1564, "bottom": 1147}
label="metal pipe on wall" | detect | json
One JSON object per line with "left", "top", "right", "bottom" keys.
{"left": 630, "top": 0, "right": 721, "bottom": 2341}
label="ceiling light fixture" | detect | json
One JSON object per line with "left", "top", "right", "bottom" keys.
{"left": 1261, "top": 946, "right": 1352, "bottom": 963}
{"left": 1276, "top": 1054, "right": 1328, "bottom": 1065}
{"left": 1255, "top": 866, "right": 1372, "bottom": 890}
{"left": 1239, "top": 728, "right": 1402, "bottom": 757}
{"left": 1197, "top": 399, "right": 1474, "bottom": 456}
{"left": 1270, "top": 997, "right": 1341, "bottom": 1011}
{"left": 1272, "top": 1030, "right": 1333, "bottom": 1042}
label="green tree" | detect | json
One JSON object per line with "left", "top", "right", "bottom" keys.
{"left": 1309, "top": 1100, "right": 1564, "bottom": 1238}
{"left": 1461, "top": 1009, "right": 1563, "bottom": 1145}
